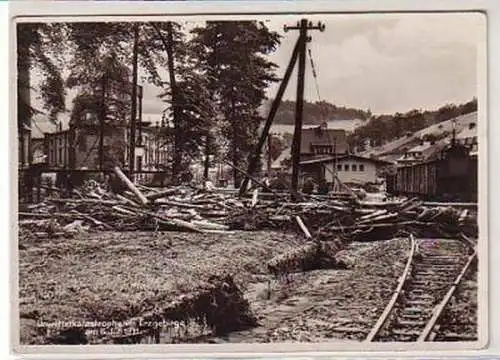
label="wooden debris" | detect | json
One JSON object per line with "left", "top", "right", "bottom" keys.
{"left": 113, "top": 166, "right": 149, "bottom": 206}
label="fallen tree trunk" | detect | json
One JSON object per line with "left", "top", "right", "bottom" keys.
{"left": 267, "top": 239, "right": 346, "bottom": 276}
{"left": 113, "top": 167, "right": 149, "bottom": 206}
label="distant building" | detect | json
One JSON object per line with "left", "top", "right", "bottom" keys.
{"left": 455, "top": 121, "right": 478, "bottom": 156}
{"left": 396, "top": 138, "right": 452, "bottom": 166}
{"left": 300, "top": 122, "right": 348, "bottom": 158}
{"left": 43, "top": 120, "right": 170, "bottom": 175}
{"left": 31, "top": 138, "right": 46, "bottom": 165}
{"left": 270, "top": 122, "right": 348, "bottom": 171}
{"left": 299, "top": 154, "right": 393, "bottom": 185}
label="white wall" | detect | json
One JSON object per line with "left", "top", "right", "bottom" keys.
{"left": 325, "top": 159, "right": 377, "bottom": 184}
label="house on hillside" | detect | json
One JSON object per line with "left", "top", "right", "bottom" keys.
{"left": 299, "top": 154, "right": 393, "bottom": 185}
{"left": 455, "top": 121, "right": 477, "bottom": 156}
{"left": 396, "top": 140, "right": 450, "bottom": 166}
{"left": 361, "top": 111, "right": 478, "bottom": 161}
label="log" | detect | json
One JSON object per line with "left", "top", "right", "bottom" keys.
{"left": 359, "top": 209, "right": 387, "bottom": 221}
{"left": 191, "top": 220, "right": 229, "bottom": 231}
{"left": 46, "top": 198, "right": 120, "bottom": 206}
{"left": 423, "top": 202, "right": 478, "bottom": 209}
{"left": 115, "top": 194, "right": 141, "bottom": 208}
{"left": 154, "top": 200, "right": 207, "bottom": 209}
{"left": 19, "top": 212, "right": 84, "bottom": 219}
{"left": 221, "top": 160, "right": 277, "bottom": 195}
{"left": 358, "top": 213, "right": 398, "bottom": 225}
{"left": 113, "top": 166, "right": 149, "bottom": 206}
{"left": 112, "top": 206, "right": 139, "bottom": 217}
{"left": 146, "top": 188, "right": 179, "bottom": 201}
{"left": 251, "top": 189, "right": 259, "bottom": 208}
{"left": 124, "top": 207, "right": 203, "bottom": 233}
{"left": 295, "top": 216, "right": 312, "bottom": 239}
{"left": 327, "top": 221, "right": 423, "bottom": 232}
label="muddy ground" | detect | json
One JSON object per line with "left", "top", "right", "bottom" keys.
{"left": 18, "top": 230, "right": 436, "bottom": 344}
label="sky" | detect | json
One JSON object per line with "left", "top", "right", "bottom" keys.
{"left": 29, "top": 12, "right": 485, "bottom": 136}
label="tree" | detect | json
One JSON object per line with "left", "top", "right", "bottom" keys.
{"left": 17, "top": 23, "right": 67, "bottom": 123}
{"left": 153, "top": 22, "right": 218, "bottom": 182}
{"left": 191, "top": 21, "right": 281, "bottom": 186}
{"left": 17, "top": 23, "right": 67, "bottom": 170}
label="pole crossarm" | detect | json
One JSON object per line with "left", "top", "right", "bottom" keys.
{"left": 284, "top": 21, "right": 326, "bottom": 32}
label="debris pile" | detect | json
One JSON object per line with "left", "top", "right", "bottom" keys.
{"left": 18, "top": 167, "right": 478, "bottom": 242}
{"left": 267, "top": 238, "right": 347, "bottom": 277}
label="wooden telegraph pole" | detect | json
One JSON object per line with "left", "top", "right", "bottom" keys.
{"left": 284, "top": 19, "right": 325, "bottom": 201}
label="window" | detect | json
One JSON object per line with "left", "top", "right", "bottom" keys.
{"left": 352, "top": 164, "right": 357, "bottom": 171}
{"left": 359, "top": 164, "right": 365, "bottom": 172}
{"left": 136, "top": 155, "right": 143, "bottom": 172}
{"left": 337, "top": 164, "right": 342, "bottom": 172}
{"left": 344, "top": 164, "right": 349, "bottom": 171}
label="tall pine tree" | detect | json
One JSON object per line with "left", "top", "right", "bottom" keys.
{"left": 191, "top": 21, "right": 280, "bottom": 186}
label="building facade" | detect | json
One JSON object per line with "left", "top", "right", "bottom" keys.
{"left": 43, "top": 122, "right": 170, "bottom": 174}
{"left": 300, "top": 122, "right": 348, "bottom": 158}
{"left": 300, "top": 154, "right": 392, "bottom": 185}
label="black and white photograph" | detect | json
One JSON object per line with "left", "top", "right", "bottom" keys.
{"left": 13, "top": 9, "right": 487, "bottom": 352}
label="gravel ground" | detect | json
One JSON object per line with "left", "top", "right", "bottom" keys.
{"left": 18, "top": 231, "right": 438, "bottom": 344}
{"left": 434, "top": 263, "right": 478, "bottom": 341}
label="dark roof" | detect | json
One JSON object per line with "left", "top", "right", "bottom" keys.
{"left": 299, "top": 154, "right": 394, "bottom": 166}
{"left": 300, "top": 127, "right": 348, "bottom": 154}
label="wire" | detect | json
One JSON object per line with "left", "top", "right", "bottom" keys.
{"left": 308, "top": 48, "right": 322, "bottom": 103}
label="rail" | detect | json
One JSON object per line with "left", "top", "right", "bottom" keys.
{"left": 366, "top": 237, "right": 477, "bottom": 342}
{"left": 417, "top": 246, "right": 478, "bottom": 342}
{"left": 364, "top": 234, "right": 416, "bottom": 342}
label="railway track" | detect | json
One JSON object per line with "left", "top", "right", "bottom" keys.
{"left": 366, "top": 236, "right": 477, "bottom": 342}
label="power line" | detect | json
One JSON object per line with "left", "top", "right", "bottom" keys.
{"left": 308, "top": 47, "right": 322, "bottom": 103}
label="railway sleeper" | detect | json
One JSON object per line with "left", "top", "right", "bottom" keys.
{"left": 406, "top": 293, "right": 434, "bottom": 301}
{"left": 404, "top": 299, "right": 434, "bottom": 307}
{"left": 399, "top": 313, "right": 425, "bottom": 320}
{"left": 390, "top": 328, "right": 421, "bottom": 337}
{"left": 395, "top": 320, "right": 427, "bottom": 327}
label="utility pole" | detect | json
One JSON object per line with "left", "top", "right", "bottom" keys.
{"left": 286, "top": 19, "right": 325, "bottom": 201}
{"left": 238, "top": 36, "right": 301, "bottom": 196}
{"left": 129, "top": 24, "right": 140, "bottom": 176}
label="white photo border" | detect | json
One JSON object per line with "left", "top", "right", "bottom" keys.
{"left": 8, "top": 0, "right": 494, "bottom": 357}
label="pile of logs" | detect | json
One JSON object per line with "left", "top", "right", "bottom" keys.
{"left": 18, "top": 166, "right": 478, "bottom": 243}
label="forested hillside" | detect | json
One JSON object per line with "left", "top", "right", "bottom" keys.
{"left": 263, "top": 99, "right": 372, "bottom": 125}
{"left": 264, "top": 97, "right": 477, "bottom": 153}
{"left": 349, "top": 98, "right": 477, "bottom": 151}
